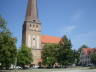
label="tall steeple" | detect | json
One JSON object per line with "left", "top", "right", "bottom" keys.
{"left": 25, "top": 0, "right": 40, "bottom": 23}
{"left": 22, "top": 0, "right": 42, "bottom": 66}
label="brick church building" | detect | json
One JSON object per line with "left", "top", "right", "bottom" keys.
{"left": 22, "top": 0, "right": 61, "bottom": 66}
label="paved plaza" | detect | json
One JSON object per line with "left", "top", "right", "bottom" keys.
{"left": 1, "top": 67, "right": 96, "bottom": 72}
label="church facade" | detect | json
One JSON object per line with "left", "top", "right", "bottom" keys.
{"left": 22, "top": 0, "right": 61, "bottom": 66}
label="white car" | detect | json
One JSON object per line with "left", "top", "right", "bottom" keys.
{"left": 15, "top": 66, "right": 22, "bottom": 69}
{"left": 33, "top": 65, "right": 39, "bottom": 69}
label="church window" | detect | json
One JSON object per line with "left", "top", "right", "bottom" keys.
{"left": 33, "top": 20, "right": 36, "bottom": 22}
{"left": 30, "top": 24, "right": 32, "bottom": 27}
{"left": 36, "top": 25, "right": 38, "bottom": 28}
{"left": 33, "top": 25, "right": 35, "bottom": 28}
{"left": 33, "top": 38, "right": 35, "bottom": 40}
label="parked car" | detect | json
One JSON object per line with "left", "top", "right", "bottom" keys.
{"left": 15, "top": 66, "right": 22, "bottom": 69}
{"left": 33, "top": 65, "right": 39, "bottom": 69}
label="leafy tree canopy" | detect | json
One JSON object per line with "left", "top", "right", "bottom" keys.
{"left": 17, "top": 44, "right": 33, "bottom": 68}
{"left": 57, "top": 35, "right": 75, "bottom": 66}
{"left": 90, "top": 53, "right": 96, "bottom": 66}
{"left": 41, "top": 44, "right": 58, "bottom": 67}
{"left": 0, "top": 16, "right": 17, "bottom": 69}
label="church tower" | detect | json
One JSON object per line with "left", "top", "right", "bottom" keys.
{"left": 22, "top": 0, "right": 42, "bottom": 66}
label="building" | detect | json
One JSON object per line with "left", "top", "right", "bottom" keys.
{"left": 80, "top": 48, "right": 96, "bottom": 66}
{"left": 22, "top": 0, "right": 61, "bottom": 66}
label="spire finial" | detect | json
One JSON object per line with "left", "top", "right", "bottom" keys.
{"left": 25, "top": 0, "right": 39, "bottom": 22}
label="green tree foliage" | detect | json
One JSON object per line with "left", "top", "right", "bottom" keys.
{"left": 73, "top": 50, "right": 80, "bottom": 65}
{"left": 57, "top": 35, "right": 75, "bottom": 66}
{"left": 90, "top": 53, "right": 96, "bottom": 66}
{"left": 17, "top": 44, "right": 33, "bottom": 68}
{"left": 41, "top": 44, "right": 58, "bottom": 67}
{"left": 0, "top": 16, "right": 17, "bottom": 69}
{"left": 0, "top": 16, "right": 7, "bottom": 32}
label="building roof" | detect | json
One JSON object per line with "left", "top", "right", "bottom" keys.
{"left": 41, "top": 35, "right": 61, "bottom": 44}
{"left": 82, "top": 48, "right": 96, "bottom": 55}
{"left": 82, "top": 48, "right": 92, "bottom": 55}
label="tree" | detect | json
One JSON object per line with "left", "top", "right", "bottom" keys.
{"left": 90, "top": 53, "right": 96, "bottom": 66}
{"left": 17, "top": 44, "right": 33, "bottom": 68}
{"left": 0, "top": 16, "right": 7, "bottom": 32}
{"left": 0, "top": 16, "right": 17, "bottom": 69}
{"left": 57, "top": 35, "right": 75, "bottom": 66}
{"left": 73, "top": 50, "right": 80, "bottom": 65}
{"left": 41, "top": 44, "right": 58, "bottom": 67}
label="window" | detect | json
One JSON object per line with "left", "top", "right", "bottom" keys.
{"left": 36, "top": 25, "right": 38, "bottom": 28}
{"left": 33, "top": 25, "right": 35, "bottom": 28}
{"left": 33, "top": 38, "right": 35, "bottom": 40}
{"left": 33, "top": 20, "right": 36, "bottom": 22}
{"left": 30, "top": 24, "right": 32, "bottom": 27}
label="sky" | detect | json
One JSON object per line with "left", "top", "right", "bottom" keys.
{"left": 0, "top": 0, "right": 96, "bottom": 49}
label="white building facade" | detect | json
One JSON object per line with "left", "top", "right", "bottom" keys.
{"left": 80, "top": 48, "right": 96, "bottom": 66}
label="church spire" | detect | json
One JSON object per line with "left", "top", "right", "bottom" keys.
{"left": 25, "top": 0, "right": 40, "bottom": 23}
{"left": 22, "top": 0, "right": 41, "bottom": 66}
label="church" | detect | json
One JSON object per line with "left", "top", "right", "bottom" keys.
{"left": 22, "top": 0, "right": 61, "bottom": 66}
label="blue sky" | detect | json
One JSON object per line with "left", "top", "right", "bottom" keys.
{"left": 0, "top": 0, "right": 96, "bottom": 49}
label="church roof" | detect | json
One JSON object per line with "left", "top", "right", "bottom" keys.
{"left": 41, "top": 35, "right": 61, "bottom": 44}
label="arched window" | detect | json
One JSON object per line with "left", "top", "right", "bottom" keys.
{"left": 30, "top": 24, "right": 32, "bottom": 27}
{"left": 33, "top": 38, "right": 35, "bottom": 40}
{"left": 36, "top": 25, "right": 38, "bottom": 28}
{"left": 33, "top": 25, "right": 35, "bottom": 28}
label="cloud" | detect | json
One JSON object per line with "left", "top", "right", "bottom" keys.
{"left": 71, "top": 10, "right": 84, "bottom": 24}
{"left": 64, "top": 25, "right": 76, "bottom": 33}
